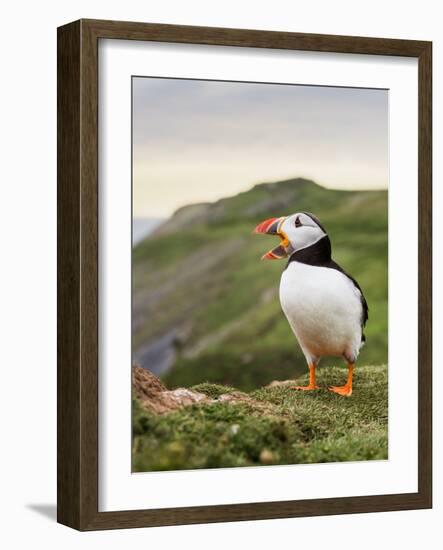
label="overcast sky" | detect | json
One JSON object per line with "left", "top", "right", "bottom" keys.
{"left": 133, "top": 77, "right": 388, "bottom": 218}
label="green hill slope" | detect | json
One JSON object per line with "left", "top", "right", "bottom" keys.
{"left": 133, "top": 178, "right": 388, "bottom": 391}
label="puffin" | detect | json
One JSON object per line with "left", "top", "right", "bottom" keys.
{"left": 254, "top": 212, "right": 368, "bottom": 396}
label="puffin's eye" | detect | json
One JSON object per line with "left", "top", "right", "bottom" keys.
{"left": 294, "top": 216, "right": 302, "bottom": 228}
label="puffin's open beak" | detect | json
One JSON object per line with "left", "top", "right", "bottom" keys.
{"left": 254, "top": 217, "right": 289, "bottom": 260}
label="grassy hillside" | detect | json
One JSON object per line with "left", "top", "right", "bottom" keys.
{"left": 133, "top": 178, "right": 388, "bottom": 391}
{"left": 133, "top": 365, "right": 388, "bottom": 471}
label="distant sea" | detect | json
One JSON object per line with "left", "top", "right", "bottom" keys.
{"left": 132, "top": 217, "right": 164, "bottom": 246}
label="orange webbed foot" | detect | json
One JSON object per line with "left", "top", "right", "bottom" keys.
{"left": 328, "top": 363, "right": 354, "bottom": 397}
{"left": 291, "top": 363, "right": 319, "bottom": 391}
{"left": 328, "top": 384, "right": 352, "bottom": 397}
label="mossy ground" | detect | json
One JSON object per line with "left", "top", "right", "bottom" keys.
{"left": 132, "top": 365, "right": 388, "bottom": 472}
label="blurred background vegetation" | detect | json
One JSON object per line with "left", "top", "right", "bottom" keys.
{"left": 133, "top": 177, "right": 388, "bottom": 391}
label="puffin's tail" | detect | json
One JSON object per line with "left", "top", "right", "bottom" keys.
{"left": 360, "top": 333, "right": 366, "bottom": 349}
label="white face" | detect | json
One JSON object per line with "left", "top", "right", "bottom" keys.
{"left": 254, "top": 211, "right": 327, "bottom": 260}
{"left": 280, "top": 212, "right": 327, "bottom": 254}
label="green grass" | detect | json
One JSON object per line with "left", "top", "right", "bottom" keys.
{"left": 132, "top": 365, "right": 388, "bottom": 472}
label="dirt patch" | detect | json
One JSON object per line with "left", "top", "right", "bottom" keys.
{"left": 133, "top": 365, "right": 167, "bottom": 398}
{"left": 133, "top": 365, "right": 209, "bottom": 414}
{"left": 133, "top": 366, "right": 277, "bottom": 416}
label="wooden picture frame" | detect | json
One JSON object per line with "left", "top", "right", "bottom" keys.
{"left": 57, "top": 19, "right": 432, "bottom": 530}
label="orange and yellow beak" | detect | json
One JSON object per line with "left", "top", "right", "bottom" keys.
{"left": 254, "top": 216, "right": 290, "bottom": 260}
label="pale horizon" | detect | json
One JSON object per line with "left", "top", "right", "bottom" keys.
{"left": 133, "top": 78, "right": 388, "bottom": 218}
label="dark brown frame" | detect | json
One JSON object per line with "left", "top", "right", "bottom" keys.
{"left": 57, "top": 19, "right": 432, "bottom": 531}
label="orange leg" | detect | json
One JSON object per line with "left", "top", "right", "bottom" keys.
{"left": 329, "top": 364, "right": 354, "bottom": 397}
{"left": 292, "top": 364, "right": 319, "bottom": 391}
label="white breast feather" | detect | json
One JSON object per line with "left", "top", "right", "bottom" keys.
{"left": 279, "top": 262, "right": 363, "bottom": 361}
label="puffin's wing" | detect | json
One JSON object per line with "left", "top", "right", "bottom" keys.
{"left": 328, "top": 260, "right": 369, "bottom": 332}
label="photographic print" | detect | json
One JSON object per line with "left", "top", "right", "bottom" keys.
{"left": 131, "top": 77, "right": 388, "bottom": 472}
